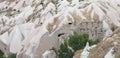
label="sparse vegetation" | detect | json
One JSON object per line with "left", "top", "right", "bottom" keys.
{"left": 58, "top": 33, "right": 97, "bottom": 58}
{"left": 111, "top": 26, "right": 117, "bottom": 31}
{"left": 0, "top": 50, "right": 4, "bottom": 58}
{"left": 58, "top": 42, "right": 74, "bottom": 58}
{"left": 88, "top": 39, "right": 98, "bottom": 46}
{"left": 68, "top": 33, "right": 97, "bottom": 51}
{"left": 116, "top": 54, "right": 120, "bottom": 58}
{"left": 0, "top": 50, "right": 16, "bottom": 58}
{"left": 8, "top": 54, "right": 16, "bottom": 58}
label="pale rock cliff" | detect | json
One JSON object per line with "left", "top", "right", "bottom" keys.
{"left": 0, "top": 0, "right": 120, "bottom": 58}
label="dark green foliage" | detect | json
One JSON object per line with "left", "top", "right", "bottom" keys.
{"left": 0, "top": 50, "right": 4, "bottom": 58}
{"left": 58, "top": 33, "right": 97, "bottom": 58}
{"left": 68, "top": 33, "right": 88, "bottom": 51}
{"left": 111, "top": 27, "right": 115, "bottom": 31}
{"left": 88, "top": 40, "right": 98, "bottom": 46}
{"left": 111, "top": 27, "right": 117, "bottom": 31}
{"left": 58, "top": 42, "right": 74, "bottom": 58}
{"left": 0, "top": 50, "right": 16, "bottom": 58}
{"left": 79, "top": 0, "right": 84, "bottom": 2}
{"left": 68, "top": 33, "right": 97, "bottom": 51}
{"left": 8, "top": 54, "right": 16, "bottom": 58}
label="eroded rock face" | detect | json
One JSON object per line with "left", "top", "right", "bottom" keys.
{"left": 42, "top": 50, "right": 57, "bottom": 58}
{"left": 0, "top": 0, "right": 120, "bottom": 58}
{"left": 17, "top": 22, "right": 75, "bottom": 58}
{"left": 80, "top": 42, "right": 90, "bottom": 58}
{"left": 74, "top": 28, "right": 120, "bottom": 58}
{"left": 0, "top": 0, "right": 4, "bottom": 2}
{"left": 75, "top": 20, "right": 105, "bottom": 41}
{"left": 104, "top": 47, "right": 115, "bottom": 58}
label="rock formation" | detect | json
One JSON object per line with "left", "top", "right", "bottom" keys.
{"left": 0, "top": 0, "right": 120, "bottom": 58}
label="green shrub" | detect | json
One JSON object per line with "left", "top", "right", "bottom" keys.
{"left": 0, "top": 50, "right": 16, "bottom": 58}
{"left": 0, "top": 50, "right": 4, "bottom": 58}
{"left": 88, "top": 39, "right": 98, "bottom": 46}
{"left": 68, "top": 33, "right": 88, "bottom": 51}
{"left": 58, "top": 33, "right": 97, "bottom": 58}
{"left": 8, "top": 54, "right": 16, "bottom": 58}
{"left": 111, "top": 27, "right": 117, "bottom": 31}
{"left": 58, "top": 42, "right": 74, "bottom": 58}
{"left": 68, "top": 33, "right": 97, "bottom": 51}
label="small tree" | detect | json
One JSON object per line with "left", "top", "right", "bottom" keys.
{"left": 68, "top": 33, "right": 97, "bottom": 51}
{"left": 58, "top": 42, "right": 74, "bottom": 58}
{"left": 58, "top": 33, "right": 97, "bottom": 58}
{"left": 68, "top": 33, "right": 89, "bottom": 51}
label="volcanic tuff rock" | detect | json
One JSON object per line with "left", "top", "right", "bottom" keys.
{"left": 0, "top": 0, "right": 120, "bottom": 58}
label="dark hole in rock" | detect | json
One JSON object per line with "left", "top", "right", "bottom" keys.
{"left": 58, "top": 33, "right": 65, "bottom": 37}
{"left": 68, "top": 22, "right": 72, "bottom": 25}
{"left": 13, "top": 9, "right": 16, "bottom": 11}
{"left": 6, "top": 6, "right": 8, "bottom": 9}
{"left": 4, "top": 48, "right": 6, "bottom": 50}
{"left": 101, "top": 30, "right": 103, "bottom": 32}
{"left": 95, "top": 27, "right": 97, "bottom": 29}
{"left": 40, "top": 22, "right": 43, "bottom": 24}
{"left": 18, "top": 10, "right": 20, "bottom": 12}
{"left": 40, "top": 2, "right": 44, "bottom": 5}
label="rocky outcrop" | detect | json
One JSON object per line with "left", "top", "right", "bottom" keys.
{"left": 80, "top": 42, "right": 90, "bottom": 58}
{"left": 104, "top": 47, "right": 115, "bottom": 58}
{"left": 74, "top": 28, "right": 120, "bottom": 58}
{"left": 42, "top": 50, "right": 57, "bottom": 58}
{"left": 0, "top": 0, "right": 120, "bottom": 58}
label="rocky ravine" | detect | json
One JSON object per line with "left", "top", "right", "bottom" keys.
{"left": 0, "top": 0, "right": 120, "bottom": 58}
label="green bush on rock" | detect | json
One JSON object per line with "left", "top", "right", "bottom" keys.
{"left": 58, "top": 42, "right": 74, "bottom": 58}
{"left": 0, "top": 50, "right": 4, "bottom": 58}
{"left": 68, "top": 33, "right": 97, "bottom": 51}
{"left": 8, "top": 54, "right": 16, "bottom": 58}
{"left": 58, "top": 33, "right": 98, "bottom": 58}
{"left": 0, "top": 50, "right": 16, "bottom": 58}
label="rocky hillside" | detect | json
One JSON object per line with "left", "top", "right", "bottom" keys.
{"left": 74, "top": 28, "right": 120, "bottom": 58}
{"left": 0, "top": 0, "right": 120, "bottom": 58}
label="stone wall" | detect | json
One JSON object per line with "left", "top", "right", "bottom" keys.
{"left": 75, "top": 21, "right": 105, "bottom": 41}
